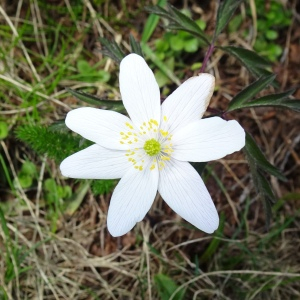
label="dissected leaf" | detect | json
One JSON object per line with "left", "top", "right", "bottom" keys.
{"left": 244, "top": 147, "right": 272, "bottom": 228}
{"left": 220, "top": 46, "right": 274, "bottom": 79}
{"left": 99, "top": 37, "right": 125, "bottom": 63}
{"left": 66, "top": 88, "right": 125, "bottom": 112}
{"left": 167, "top": 4, "right": 209, "bottom": 44}
{"left": 145, "top": 5, "right": 209, "bottom": 45}
{"left": 245, "top": 132, "right": 286, "bottom": 181}
{"left": 15, "top": 125, "right": 91, "bottom": 162}
{"left": 154, "top": 274, "right": 185, "bottom": 300}
{"left": 215, "top": 0, "right": 244, "bottom": 37}
{"left": 227, "top": 74, "right": 276, "bottom": 111}
{"left": 129, "top": 34, "right": 144, "bottom": 57}
{"left": 231, "top": 89, "right": 299, "bottom": 111}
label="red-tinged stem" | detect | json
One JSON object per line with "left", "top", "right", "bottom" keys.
{"left": 200, "top": 42, "right": 215, "bottom": 73}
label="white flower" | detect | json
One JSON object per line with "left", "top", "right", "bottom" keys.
{"left": 60, "top": 53, "right": 245, "bottom": 237}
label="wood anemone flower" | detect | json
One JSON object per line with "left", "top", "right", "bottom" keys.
{"left": 60, "top": 53, "right": 245, "bottom": 237}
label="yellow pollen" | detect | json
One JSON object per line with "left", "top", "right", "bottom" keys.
{"left": 161, "top": 156, "right": 171, "bottom": 161}
{"left": 143, "top": 139, "right": 161, "bottom": 156}
{"left": 150, "top": 164, "right": 156, "bottom": 170}
{"left": 163, "top": 116, "right": 167, "bottom": 122}
{"left": 159, "top": 129, "right": 169, "bottom": 137}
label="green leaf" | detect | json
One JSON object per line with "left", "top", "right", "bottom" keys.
{"left": 65, "top": 181, "right": 90, "bottom": 216}
{"left": 257, "top": 171, "right": 276, "bottom": 204}
{"left": 230, "top": 89, "right": 300, "bottom": 112}
{"left": 220, "top": 46, "right": 274, "bottom": 79}
{"left": 0, "top": 121, "right": 8, "bottom": 139}
{"left": 154, "top": 274, "right": 185, "bottom": 300}
{"left": 227, "top": 74, "right": 276, "bottom": 111}
{"left": 66, "top": 88, "right": 125, "bottom": 112}
{"left": 245, "top": 132, "right": 286, "bottom": 181}
{"left": 91, "top": 179, "right": 116, "bottom": 196}
{"left": 145, "top": 5, "right": 209, "bottom": 45}
{"left": 15, "top": 125, "right": 92, "bottom": 162}
{"left": 190, "top": 162, "right": 207, "bottom": 176}
{"left": 167, "top": 4, "right": 209, "bottom": 44}
{"left": 244, "top": 147, "right": 273, "bottom": 228}
{"left": 129, "top": 34, "right": 144, "bottom": 57}
{"left": 99, "top": 37, "right": 125, "bottom": 63}
{"left": 142, "top": 0, "right": 167, "bottom": 43}
{"left": 144, "top": 5, "right": 170, "bottom": 19}
{"left": 200, "top": 213, "right": 225, "bottom": 262}
{"left": 215, "top": 0, "right": 244, "bottom": 37}
{"left": 141, "top": 43, "right": 181, "bottom": 86}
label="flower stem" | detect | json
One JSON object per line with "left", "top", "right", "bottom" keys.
{"left": 200, "top": 42, "right": 215, "bottom": 73}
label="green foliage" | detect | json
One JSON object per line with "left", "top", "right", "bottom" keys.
{"left": 154, "top": 274, "right": 186, "bottom": 300}
{"left": 145, "top": 4, "right": 209, "bottom": 45}
{"left": 99, "top": 37, "right": 125, "bottom": 63}
{"left": 67, "top": 60, "right": 110, "bottom": 83}
{"left": 15, "top": 125, "right": 91, "bottom": 162}
{"left": 141, "top": 0, "right": 167, "bottom": 43}
{"left": 253, "top": 0, "right": 292, "bottom": 61}
{"left": 229, "top": 89, "right": 300, "bottom": 112}
{"left": 200, "top": 213, "right": 225, "bottom": 262}
{"left": 227, "top": 74, "right": 276, "bottom": 111}
{"left": 0, "top": 207, "right": 31, "bottom": 284}
{"left": 44, "top": 178, "right": 72, "bottom": 232}
{"left": 129, "top": 34, "right": 144, "bottom": 57}
{"left": 244, "top": 132, "right": 286, "bottom": 227}
{"left": 220, "top": 46, "right": 273, "bottom": 78}
{"left": 15, "top": 161, "right": 37, "bottom": 189}
{"left": 66, "top": 88, "right": 125, "bottom": 112}
{"left": 215, "top": 0, "right": 244, "bottom": 37}
{"left": 91, "top": 179, "right": 116, "bottom": 196}
{"left": 245, "top": 133, "right": 286, "bottom": 181}
{"left": 0, "top": 121, "right": 8, "bottom": 139}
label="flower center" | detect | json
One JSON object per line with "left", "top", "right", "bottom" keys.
{"left": 143, "top": 138, "right": 161, "bottom": 156}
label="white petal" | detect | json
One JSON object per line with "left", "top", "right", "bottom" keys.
{"left": 158, "top": 159, "right": 219, "bottom": 233}
{"left": 65, "top": 107, "right": 136, "bottom": 150}
{"left": 160, "top": 74, "right": 215, "bottom": 134}
{"left": 171, "top": 117, "right": 245, "bottom": 162}
{"left": 107, "top": 159, "right": 159, "bottom": 237}
{"left": 60, "top": 144, "right": 131, "bottom": 179}
{"left": 119, "top": 54, "right": 161, "bottom": 129}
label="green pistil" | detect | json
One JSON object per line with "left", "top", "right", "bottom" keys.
{"left": 144, "top": 138, "right": 161, "bottom": 156}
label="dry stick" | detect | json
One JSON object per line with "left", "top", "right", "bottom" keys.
{"left": 0, "top": 74, "right": 71, "bottom": 110}
{"left": 35, "top": 155, "right": 47, "bottom": 218}
{"left": 141, "top": 223, "right": 152, "bottom": 300}
{"left": 170, "top": 270, "right": 300, "bottom": 300}
{"left": 0, "top": 5, "right": 41, "bottom": 83}
{"left": 0, "top": 141, "right": 60, "bottom": 300}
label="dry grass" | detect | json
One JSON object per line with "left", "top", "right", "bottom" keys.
{"left": 0, "top": 0, "right": 300, "bottom": 299}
